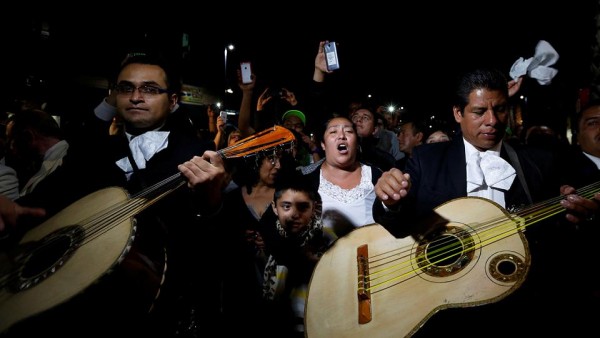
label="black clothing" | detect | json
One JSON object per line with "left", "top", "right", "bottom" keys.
{"left": 359, "top": 136, "right": 396, "bottom": 172}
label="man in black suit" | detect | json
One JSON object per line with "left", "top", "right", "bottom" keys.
{"left": 372, "top": 68, "right": 599, "bottom": 336}
{"left": 0, "top": 53, "right": 227, "bottom": 337}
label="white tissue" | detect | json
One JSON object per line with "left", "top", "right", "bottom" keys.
{"left": 509, "top": 40, "right": 559, "bottom": 85}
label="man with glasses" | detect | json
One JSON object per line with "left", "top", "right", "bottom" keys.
{"left": 0, "top": 53, "right": 227, "bottom": 337}
{"left": 350, "top": 106, "right": 398, "bottom": 171}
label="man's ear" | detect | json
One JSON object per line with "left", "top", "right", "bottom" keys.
{"left": 453, "top": 106, "right": 463, "bottom": 123}
{"left": 415, "top": 131, "right": 424, "bottom": 144}
{"left": 169, "top": 93, "right": 178, "bottom": 110}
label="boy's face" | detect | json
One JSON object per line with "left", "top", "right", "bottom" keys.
{"left": 272, "top": 189, "right": 315, "bottom": 235}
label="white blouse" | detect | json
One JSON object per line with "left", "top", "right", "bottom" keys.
{"left": 319, "top": 164, "right": 376, "bottom": 231}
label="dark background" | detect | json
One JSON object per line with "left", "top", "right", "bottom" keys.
{"left": 3, "top": 2, "right": 598, "bottom": 135}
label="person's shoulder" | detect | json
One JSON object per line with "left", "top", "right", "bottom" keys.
{"left": 383, "top": 129, "right": 397, "bottom": 138}
{"left": 413, "top": 138, "right": 455, "bottom": 157}
{"left": 362, "top": 162, "right": 384, "bottom": 184}
{"left": 507, "top": 141, "right": 555, "bottom": 161}
{"left": 223, "top": 185, "right": 243, "bottom": 203}
{"left": 299, "top": 158, "right": 325, "bottom": 175}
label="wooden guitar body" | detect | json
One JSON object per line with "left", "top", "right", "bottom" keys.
{"left": 305, "top": 197, "right": 530, "bottom": 338}
{"left": 0, "top": 187, "right": 166, "bottom": 335}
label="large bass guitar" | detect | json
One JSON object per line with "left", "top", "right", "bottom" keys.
{"left": 305, "top": 182, "right": 600, "bottom": 337}
{"left": 0, "top": 126, "right": 294, "bottom": 334}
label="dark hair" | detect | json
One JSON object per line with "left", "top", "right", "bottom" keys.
{"left": 453, "top": 68, "right": 509, "bottom": 113}
{"left": 117, "top": 52, "right": 182, "bottom": 96}
{"left": 10, "top": 108, "right": 62, "bottom": 140}
{"left": 273, "top": 171, "right": 321, "bottom": 204}
{"left": 373, "top": 111, "right": 387, "bottom": 128}
{"left": 315, "top": 115, "right": 357, "bottom": 145}
{"left": 398, "top": 113, "right": 426, "bottom": 136}
{"left": 232, "top": 146, "right": 297, "bottom": 194}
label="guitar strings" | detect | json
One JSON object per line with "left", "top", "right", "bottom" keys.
{"left": 361, "top": 181, "right": 600, "bottom": 294}
{"left": 0, "top": 172, "right": 185, "bottom": 292}
{"left": 1, "top": 126, "right": 295, "bottom": 295}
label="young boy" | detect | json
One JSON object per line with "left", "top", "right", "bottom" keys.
{"left": 262, "top": 174, "right": 330, "bottom": 336}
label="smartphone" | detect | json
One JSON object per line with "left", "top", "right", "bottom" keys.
{"left": 240, "top": 61, "right": 252, "bottom": 84}
{"left": 324, "top": 42, "right": 340, "bottom": 71}
{"left": 220, "top": 110, "right": 228, "bottom": 123}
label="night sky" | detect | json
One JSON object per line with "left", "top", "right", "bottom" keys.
{"left": 4, "top": 2, "right": 598, "bottom": 131}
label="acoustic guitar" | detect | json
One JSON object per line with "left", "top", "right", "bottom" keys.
{"left": 0, "top": 125, "right": 294, "bottom": 334}
{"left": 305, "top": 181, "right": 600, "bottom": 338}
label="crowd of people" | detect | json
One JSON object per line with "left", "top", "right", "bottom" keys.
{"left": 0, "top": 40, "right": 598, "bottom": 338}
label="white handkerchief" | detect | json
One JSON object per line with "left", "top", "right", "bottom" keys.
{"left": 116, "top": 131, "right": 170, "bottom": 176}
{"left": 509, "top": 40, "right": 559, "bottom": 85}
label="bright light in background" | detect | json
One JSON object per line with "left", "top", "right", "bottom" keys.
{"left": 216, "top": 102, "right": 222, "bottom": 108}
{"left": 387, "top": 105, "right": 395, "bottom": 113}
{"left": 223, "top": 44, "right": 236, "bottom": 107}
{"left": 367, "top": 94, "right": 372, "bottom": 98}
{"left": 224, "top": 44, "right": 235, "bottom": 85}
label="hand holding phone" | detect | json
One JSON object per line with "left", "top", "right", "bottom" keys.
{"left": 219, "top": 110, "right": 228, "bottom": 123}
{"left": 240, "top": 62, "right": 252, "bottom": 84}
{"left": 324, "top": 42, "right": 340, "bottom": 71}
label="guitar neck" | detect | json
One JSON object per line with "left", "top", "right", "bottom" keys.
{"left": 514, "top": 180, "right": 600, "bottom": 232}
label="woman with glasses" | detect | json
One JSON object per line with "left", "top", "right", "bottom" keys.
{"left": 351, "top": 106, "right": 400, "bottom": 172}
{"left": 217, "top": 146, "right": 298, "bottom": 336}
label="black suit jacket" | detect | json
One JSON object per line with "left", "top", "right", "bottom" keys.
{"left": 374, "top": 137, "right": 558, "bottom": 237}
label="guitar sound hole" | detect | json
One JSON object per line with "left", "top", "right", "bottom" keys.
{"left": 15, "top": 225, "right": 84, "bottom": 291}
{"left": 496, "top": 260, "right": 516, "bottom": 275}
{"left": 487, "top": 253, "right": 525, "bottom": 283}
{"left": 428, "top": 235, "right": 462, "bottom": 267}
{"left": 416, "top": 226, "right": 475, "bottom": 278}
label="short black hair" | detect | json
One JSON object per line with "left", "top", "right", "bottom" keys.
{"left": 10, "top": 108, "right": 62, "bottom": 140}
{"left": 453, "top": 68, "right": 509, "bottom": 112}
{"left": 273, "top": 171, "right": 321, "bottom": 204}
{"left": 117, "top": 52, "right": 182, "bottom": 95}
{"left": 398, "top": 113, "right": 426, "bottom": 136}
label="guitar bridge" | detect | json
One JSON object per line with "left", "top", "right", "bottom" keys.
{"left": 357, "top": 244, "right": 372, "bottom": 324}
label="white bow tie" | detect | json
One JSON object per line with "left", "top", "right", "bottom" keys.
{"left": 116, "top": 131, "right": 170, "bottom": 176}
{"left": 467, "top": 151, "right": 516, "bottom": 193}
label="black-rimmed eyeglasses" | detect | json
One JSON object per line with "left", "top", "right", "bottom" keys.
{"left": 114, "top": 84, "right": 169, "bottom": 96}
